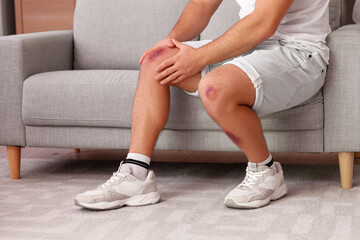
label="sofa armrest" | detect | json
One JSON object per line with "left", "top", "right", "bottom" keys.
{"left": 0, "top": 30, "right": 73, "bottom": 146}
{"left": 324, "top": 24, "right": 360, "bottom": 152}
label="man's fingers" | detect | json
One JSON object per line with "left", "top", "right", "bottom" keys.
{"left": 155, "top": 66, "right": 176, "bottom": 81}
{"left": 167, "top": 41, "right": 175, "bottom": 48}
{"left": 160, "top": 71, "right": 181, "bottom": 85}
{"left": 170, "top": 76, "right": 185, "bottom": 85}
{"left": 156, "top": 57, "right": 176, "bottom": 72}
{"left": 171, "top": 38, "right": 184, "bottom": 48}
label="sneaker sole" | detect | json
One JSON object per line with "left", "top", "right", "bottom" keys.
{"left": 224, "top": 183, "right": 288, "bottom": 209}
{"left": 74, "top": 191, "right": 161, "bottom": 210}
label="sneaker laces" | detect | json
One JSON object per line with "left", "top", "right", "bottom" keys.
{"left": 98, "top": 169, "right": 126, "bottom": 189}
{"left": 238, "top": 168, "right": 265, "bottom": 188}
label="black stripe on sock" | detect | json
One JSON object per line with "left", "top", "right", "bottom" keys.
{"left": 124, "top": 159, "right": 149, "bottom": 170}
{"left": 266, "top": 158, "right": 274, "bottom": 168}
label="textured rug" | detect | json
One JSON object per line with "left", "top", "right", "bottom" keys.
{"left": 0, "top": 158, "right": 359, "bottom": 240}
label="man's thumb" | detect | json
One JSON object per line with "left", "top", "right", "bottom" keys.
{"left": 171, "top": 38, "right": 183, "bottom": 48}
{"left": 167, "top": 39, "right": 175, "bottom": 48}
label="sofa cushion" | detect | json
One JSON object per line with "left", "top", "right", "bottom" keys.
{"left": 201, "top": 0, "right": 342, "bottom": 40}
{"left": 22, "top": 70, "right": 323, "bottom": 131}
{"left": 23, "top": 70, "right": 138, "bottom": 128}
{"left": 73, "top": 0, "right": 192, "bottom": 70}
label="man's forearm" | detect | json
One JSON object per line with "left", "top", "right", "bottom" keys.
{"left": 197, "top": 15, "right": 275, "bottom": 66}
{"left": 167, "top": 0, "right": 222, "bottom": 42}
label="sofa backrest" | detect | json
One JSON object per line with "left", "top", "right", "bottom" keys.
{"left": 353, "top": 0, "right": 360, "bottom": 24}
{"left": 73, "top": 0, "right": 342, "bottom": 70}
{"left": 73, "top": 0, "right": 190, "bottom": 70}
{"left": 330, "top": 0, "right": 342, "bottom": 29}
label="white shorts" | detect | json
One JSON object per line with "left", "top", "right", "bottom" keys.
{"left": 182, "top": 39, "right": 327, "bottom": 116}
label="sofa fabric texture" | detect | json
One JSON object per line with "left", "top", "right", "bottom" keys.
{"left": 73, "top": 0, "right": 193, "bottom": 70}
{"left": 22, "top": 70, "right": 324, "bottom": 131}
{"left": 324, "top": 24, "right": 360, "bottom": 151}
{"left": 0, "top": 30, "right": 73, "bottom": 147}
{"left": 24, "top": 126, "right": 323, "bottom": 153}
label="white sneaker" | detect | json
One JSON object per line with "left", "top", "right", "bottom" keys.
{"left": 74, "top": 162, "right": 161, "bottom": 210}
{"left": 224, "top": 162, "right": 287, "bottom": 209}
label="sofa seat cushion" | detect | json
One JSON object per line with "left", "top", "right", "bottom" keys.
{"left": 22, "top": 70, "right": 323, "bottom": 131}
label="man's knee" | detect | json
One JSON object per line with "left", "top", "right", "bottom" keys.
{"left": 142, "top": 47, "right": 178, "bottom": 67}
{"left": 144, "top": 47, "right": 166, "bottom": 63}
{"left": 199, "top": 75, "right": 228, "bottom": 120}
{"left": 199, "top": 75, "right": 219, "bottom": 101}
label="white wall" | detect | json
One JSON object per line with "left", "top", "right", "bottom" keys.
{"left": 0, "top": 0, "right": 15, "bottom": 36}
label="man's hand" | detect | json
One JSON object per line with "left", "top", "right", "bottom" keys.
{"left": 139, "top": 38, "right": 175, "bottom": 64}
{"left": 155, "top": 39, "right": 205, "bottom": 85}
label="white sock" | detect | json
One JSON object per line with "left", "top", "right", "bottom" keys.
{"left": 257, "top": 153, "right": 273, "bottom": 167}
{"left": 125, "top": 153, "right": 151, "bottom": 180}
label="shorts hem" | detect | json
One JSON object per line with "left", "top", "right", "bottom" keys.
{"left": 183, "top": 89, "right": 200, "bottom": 97}
{"left": 222, "top": 59, "right": 264, "bottom": 114}
{"left": 182, "top": 64, "right": 209, "bottom": 97}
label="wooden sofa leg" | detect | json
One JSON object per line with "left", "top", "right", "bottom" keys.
{"left": 73, "top": 148, "right": 80, "bottom": 153}
{"left": 7, "top": 146, "right": 21, "bottom": 179}
{"left": 338, "top": 152, "right": 354, "bottom": 189}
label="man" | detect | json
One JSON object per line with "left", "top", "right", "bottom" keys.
{"left": 74, "top": 0, "right": 330, "bottom": 210}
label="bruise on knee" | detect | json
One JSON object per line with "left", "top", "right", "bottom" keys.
{"left": 145, "top": 47, "right": 166, "bottom": 62}
{"left": 225, "top": 131, "right": 242, "bottom": 146}
{"left": 205, "top": 85, "right": 218, "bottom": 100}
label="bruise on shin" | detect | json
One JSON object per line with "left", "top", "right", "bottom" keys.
{"left": 146, "top": 47, "right": 165, "bottom": 62}
{"left": 205, "top": 85, "right": 218, "bottom": 100}
{"left": 225, "top": 131, "right": 242, "bottom": 146}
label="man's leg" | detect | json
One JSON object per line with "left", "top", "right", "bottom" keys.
{"left": 125, "top": 46, "right": 201, "bottom": 180}
{"left": 129, "top": 47, "right": 200, "bottom": 157}
{"left": 74, "top": 46, "right": 202, "bottom": 210}
{"left": 198, "top": 64, "right": 268, "bottom": 163}
{"left": 198, "top": 64, "right": 287, "bottom": 209}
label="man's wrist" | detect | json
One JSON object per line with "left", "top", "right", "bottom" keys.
{"left": 167, "top": 33, "right": 192, "bottom": 43}
{"left": 167, "top": 33, "right": 180, "bottom": 41}
{"left": 196, "top": 46, "right": 211, "bottom": 67}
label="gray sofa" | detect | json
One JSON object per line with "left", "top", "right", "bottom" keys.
{"left": 1, "top": 0, "right": 359, "bottom": 188}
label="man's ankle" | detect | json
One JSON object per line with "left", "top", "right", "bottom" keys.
{"left": 255, "top": 153, "right": 273, "bottom": 168}
{"left": 124, "top": 153, "right": 151, "bottom": 180}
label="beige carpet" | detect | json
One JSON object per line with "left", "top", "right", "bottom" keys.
{"left": 0, "top": 157, "right": 359, "bottom": 240}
